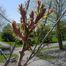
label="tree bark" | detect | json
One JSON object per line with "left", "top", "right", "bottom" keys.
{"left": 18, "top": 43, "right": 26, "bottom": 66}
{"left": 18, "top": 41, "right": 29, "bottom": 66}
{"left": 57, "top": 21, "right": 64, "bottom": 50}
{"left": 18, "top": 50, "right": 24, "bottom": 66}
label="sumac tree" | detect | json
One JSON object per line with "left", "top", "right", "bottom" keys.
{"left": 12, "top": 0, "right": 53, "bottom": 66}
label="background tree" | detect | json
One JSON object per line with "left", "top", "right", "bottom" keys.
{"left": 60, "top": 20, "right": 66, "bottom": 41}
{"left": 43, "top": 0, "right": 66, "bottom": 50}
{"left": 52, "top": 0, "right": 66, "bottom": 50}
{"left": 2, "top": 24, "right": 12, "bottom": 34}
{"left": 2, "top": 24, "right": 15, "bottom": 42}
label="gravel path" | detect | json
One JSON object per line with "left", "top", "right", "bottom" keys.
{"left": 0, "top": 50, "right": 55, "bottom": 66}
{"left": 0, "top": 42, "right": 10, "bottom": 47}
{"left": 0, "top": 41, "right": 66, "bottom": 66}
{"left": 9, "top": 51, "right": 54, "bottom": 66}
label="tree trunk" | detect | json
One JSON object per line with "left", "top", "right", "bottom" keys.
{"left": 18, "top": 43, "right": 26, "bottom": 66}
{"left": 18, "top": 49, "right": 25, "bottom": 66}
{"left": 18, "top": 41, "right": 29, "bottom": 66}
{"left": 57, "top": 21, "right": 64, "bottom": 50}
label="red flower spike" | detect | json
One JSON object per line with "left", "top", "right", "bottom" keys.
{"left": 30, "top": 11, "right": 34, "bottom": 21}
{"left": 12, "top": 21, "right": 22, "bottom": 38}
{"left": 20, "top": 17, "right": 27, "bottom": 32}
{"left": 12, "top": 21, "right": 27, "bottom": 42}
{"left": 38, "top": 0, "right": 41, "bottom": 6}
{"left": 35, "top": 8, "right": 46, "bottom": 24}
{"left": 29, "top": 24, "right": 36, "bottom": 33}
{"left": 12, "top": 21, "right": 17, "bottom": 29}
{"left": 28, "top": 11, "right": 34, "bottom": 31}
{"left": 28, "top": 21, "right": 34, "bottom": 29}
{"left": 37, "top": 0, "right": 41, "bottom": 12}
{"left": 12, "top": 21, "right": 19, "bottom": 34}
{"left": 19, "top": 4, "right": 26, "bottom": 23}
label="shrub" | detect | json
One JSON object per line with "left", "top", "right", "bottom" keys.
{"left": 2, "top": 32, "right": 15, "bottom": 42}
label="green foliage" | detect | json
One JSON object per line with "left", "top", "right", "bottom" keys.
{"left": 2, "top": 24, "right": 13, "bottom": 34}
{"left": 0, "top": 55, "right": 6, "bottom": 63}
{"left": 51, "top": 36, "right": 58, "bottom": 43}
{"left": 15, "top": 39, "right": 23, "bottom": 47}
{"left": 1, "top": 24, "right": 16, "bottom": 42}
{"left": 30, "top": 24, "right": 52, "bottom": 44}
{"left": 0, "top": 32, "right": 3, "bottom": 41}
{"left": 60, "top": 21, "right": 66, "bottom": 40}
{"left": 63, "top": 44, "right": 66, "bottom": 48}
{"left": 1, "top": 32, "right": 15, "bottom": 42}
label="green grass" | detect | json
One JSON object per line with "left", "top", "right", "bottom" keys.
{"left": 37, "top": 53, "right": 56, "bottom": 61}
{"left": 0, "top": 45, "right": 3, "bottom": 48}
{"left": 0, "top": 55, "right": 6, "bottom": 62}
{"left": 42, "top": 44, "right": 66, "bottom": 51}
{"left": 4, "top": 42, "right": 22, "bottom": 47}
{"left": 0, "top": 38, "right": 3, "bottom": 41}
{"left": 42, "top": 46, "right": 59, "bottom": 51}
{"left": 0, "top": 54, "right": 18, "bottom": 63}
{"left": 37, "top": 44, "right": 66, "bottom": 61}
{"left": 0, "top": 33, "right": 3, "bottom": 41}
{"left": 36, "top": 46, "right": 58, "bottom": 61}
{"left": 51, "top": 37, "right": 58, "bottom": 43}
{"left": 0, "top": 32, "right": 4, "bottom": 41}
{"left": 63, "top": 44, "right": 66, "bottom": 48}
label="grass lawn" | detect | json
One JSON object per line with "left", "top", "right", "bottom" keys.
{"left": 0, "top": 38, "right": 3, "bottom": 42}
{"left": 0, "top": 54, "right": 18, "bottom": 63}
{"left": 0, "top": 34, "right": 3, "bottom": 42}
{"left": 37, "top": 44, "right": 66, "bottom": 61}
{"left": 37, "top": 53, "right": 56, "bottom": 61}
{"left": 51, "top": 37, "right": 58, "bottom": 43}
{"left": 4, "top": 42, "right": 22, "bottom": 47}
{"left": 42, "top": 46, "right": 59, "bottom": 51}
{"left": 63, "top": 44, "right": 66, "bottom": 48}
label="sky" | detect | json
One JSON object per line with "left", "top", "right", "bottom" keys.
{"left": 0, "top": 0, "right": 26, "bottom": 22}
